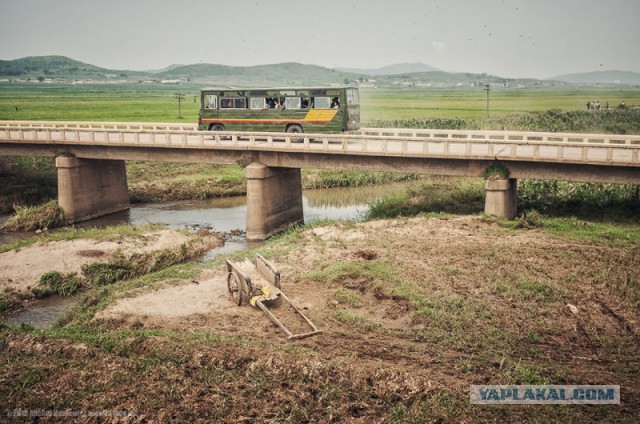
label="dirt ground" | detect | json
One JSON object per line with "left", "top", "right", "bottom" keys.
{"left": 2, "top": 216, "right": 639, "bottom": 422}
{"left": 98, "top": 217, "right": 639, "bottom": 342}
{"left": 0, "top": 229, "right": 196, "bottom": 295}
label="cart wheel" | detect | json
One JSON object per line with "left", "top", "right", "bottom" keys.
{"left": 227, "top": 273, "right": 242, "bottom": 306}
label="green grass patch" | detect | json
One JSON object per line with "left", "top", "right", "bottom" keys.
{"left": 302, "top": 170, "right": 418, "bottom": 189}
{"left": 484, "top": 162, "right": 510, "bottom": 179}
{"left": 518, "top": 180, "right": 640, "bottom": 221}
{"left": 0, "top": 223, "right": 166, "bottom": 254}
{"left": 0, "top": 157, "right": 57, "bottom": 214}
{"left": 497, "top": 278, "right": 562, "bottom": 303}
{"left": 335, "top": 287, "right": 362, "bottom": 307}
{"left": 0, "top": 294, "right": 19, "bottom": 313}
{"left": 35, "top": 271, "right": 82, "bottom": 297}
{"left": 1, "top": 200, "right": 65, "bottom": 232}
{"left": 304, "top": 259, "right": 399, "bottom": 287}
{"left": 81, "top": 243, "right": 191, "bottom": 287}
{"left": 501, "top": 361, "right": 550, "bottom": 385}
{"left": 502, "top": 215, "right": 640, "bottom": 246}
{"left": 366, "top": 177, "right": 485, "bottom": 219}
{"left": 334, "top": 309, "right": 378, "bottom": 332}
{"left": 127, "top": 163, "right": 247, "bottom": 202}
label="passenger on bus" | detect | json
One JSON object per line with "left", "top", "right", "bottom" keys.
{"left": 331, "top": 97, "right": 340, "bottom": 108}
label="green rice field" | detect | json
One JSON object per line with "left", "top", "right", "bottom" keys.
{"left": 360, "top": 87, "right": 640, "bottom": 121}
{"left": 1, "top": 82, "right": 639, "bottom": 123}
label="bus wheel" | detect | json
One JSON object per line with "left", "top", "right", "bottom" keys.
{"left": 286, "top": 124, "right": 304, "bottom": 143}
{"left": 210, "top": 124, "right": 225, "bottom": 131}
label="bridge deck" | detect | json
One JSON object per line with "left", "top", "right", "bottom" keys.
{"left": 1, "top": 120, "right": 639, "bottom": 168}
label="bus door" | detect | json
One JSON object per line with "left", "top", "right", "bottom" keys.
{"left": 200, "top": 93, "right": 219, "bottom": 130}
{"left": 345, "top": 88, "right": 360, "bottom": 131}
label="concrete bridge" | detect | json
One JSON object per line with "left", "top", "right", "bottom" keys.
{"left": 1, "top": 120, "right": 639, "bottom": 239}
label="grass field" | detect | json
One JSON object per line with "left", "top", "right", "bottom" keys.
{"left": 0, "top": 83, "right": 203, "bottom": 123}
{"left": 2, "top": 82, "right": 640, "bottom": 123}
{"left": 360, "top": 87, "right": 640, "bottom": 121}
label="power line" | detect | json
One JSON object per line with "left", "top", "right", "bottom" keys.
{"left": 174, "top": 93, "right": 185, "bottom": 119}
{"left": 484, "top": 84, "right": 491, "bottom": 118}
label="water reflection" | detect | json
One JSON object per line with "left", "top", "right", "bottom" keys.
{"left": 87, "top": 182, "right": 412, "bottom": 233}
{"left": 304, "top": 183, "right": 410, "bottom": 208}
{"left": 0, "top": 182, "right": 415, "bottom": 246}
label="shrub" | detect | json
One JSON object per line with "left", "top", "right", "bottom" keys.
{"left": 81, "top": 261, "right": 134, "bottom": 286}
{"left": 514, "top": 210, "right": 546, "bottom": 229}
{"left": 1, "top": 200, "right": 65, "bottom": 232}
{"left": 366, "top": 179, "right": 485, "bottom": 219}
{"left": 36, "top": 271, "right": 82, "bottom": 297}
{"left": 518, "top": 180, "right": 640, "bottom": 221}
{"left": 484, "top": 163, "right": 510, "bottom": 180}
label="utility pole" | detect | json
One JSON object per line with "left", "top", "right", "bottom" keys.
{"left": 484, "top": 84, "right": 491, "bottom": 118}
{"left": 174, "top": 93, "right": 185, "bottom": 119}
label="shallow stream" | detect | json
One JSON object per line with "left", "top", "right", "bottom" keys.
{"left": 1, "top": 182, "right": 412, "bottom": 328}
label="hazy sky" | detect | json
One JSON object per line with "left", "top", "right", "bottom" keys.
{"left": 1, "top": 0, "right": 638, "bottom": 78}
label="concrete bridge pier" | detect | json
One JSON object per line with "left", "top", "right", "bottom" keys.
{"left": 484, "top": 178, "right": 518, "bottom": 220}
{"left": 245, "top": 162, "right": 304, "bottom": 240}
{"left": 56, "top": 156, "right": 130, "bottom": 223}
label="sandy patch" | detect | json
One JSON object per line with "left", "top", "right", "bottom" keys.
{"left": 0, "top": 229, "right": 191, "bottom": 293}
{"left": 99, "top": 271, "right": 230, "bottom": 319}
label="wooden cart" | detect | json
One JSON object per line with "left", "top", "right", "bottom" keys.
{"left": 226, "top": 253, "right": 322, "bottom": 340}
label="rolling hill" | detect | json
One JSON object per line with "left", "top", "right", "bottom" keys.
{"left": 0, "top": 55, "right": 364, "bottom": 85}
{"left": 551, "top": 70, "right": 640, "bottom": 85}
{"left": 0, "top": 55, "right": 143, "bottom": 79}
{"left": 336, "top": 62, "right": 439, "bottom": 76}
{"left": 1, "top": 55, "right": 638, "bottom": 87}
{"left": 156, "top": 62, "right": 363, "bottom": 85}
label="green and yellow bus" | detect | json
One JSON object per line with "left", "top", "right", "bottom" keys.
{"left": 197, "top": 86, "right": 360, "bottom": 135}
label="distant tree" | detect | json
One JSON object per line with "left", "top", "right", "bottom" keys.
{"left": 37, "top": 76, "right": 45, "bottom": 82}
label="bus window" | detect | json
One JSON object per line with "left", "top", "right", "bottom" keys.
{"left": 346, "top": 88, "right": 359, "bottom": 105}
{"left": 221, "top": 98, "right": 246, "bottom": 109}
{"left": 250, "top": 97, "right": 266, "bottom": 109}
{"left": 285, "top": 97, "right": 301, "bottom": 109}
{"left": 204, "top": 95, "right": 217, "bottom": 109}
{"left": 313, "top": 96, "right": 331, "bottom": 109}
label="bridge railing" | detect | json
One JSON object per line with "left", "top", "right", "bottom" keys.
{"left": 2, "top": 121, "right": 640, "bottom": 146}
{"left": 357, "top": 127, "right": 640, "bottom": 146}
{"left": 0, "top": 120, "right": 197, "bottom": 131}
{"left": 1, "top": 123, "right": 639, "bottom": 167}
